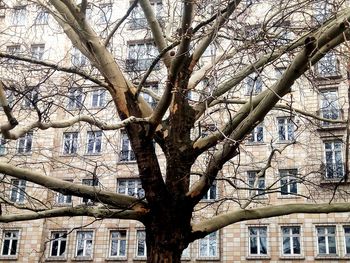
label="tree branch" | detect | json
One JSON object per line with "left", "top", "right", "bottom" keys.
{"left": 191, "top": 202, "right": 350, "bottom": 238}
{"left": 0, "top": 206, "right": 145, "bottom": 223}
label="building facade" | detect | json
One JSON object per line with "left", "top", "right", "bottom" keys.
{"left": 0, "top": 0, "right": 349, "bottom": 262}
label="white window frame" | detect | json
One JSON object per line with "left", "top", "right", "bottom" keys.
{"left": 16, "top": 132, "right": 33, "bottom": 154}
{"left": 324, "top": 140, "right": 344, "bottom": 179}
{"left": 82, "top": 179, "right": 99, "bottom": 204}
{"left": 247, "top": 171, "right": 265, "bottom": 197}
{"left": 30, "top": 44, "right": 45, "bottom": 60}
{"left": 119, "top": 131, "right": 135, "bottom": 162}
{"left": 248, "top": 226, "right": 268, "bottom": 257}
{"left": 6, "top": 45, "right": 21, "bottom": 55}
{"left": 317, "top": 52, "right": 338, "bottom": 77}
{"left": 67, "top": 88, "right": 84, "bottom": 109}
{"left": 320, "top": 89, "right": 340, "bottom": 123}
{"left": 280, "top": 226, "right": 302, "bottom": 256}
{"left": 135, "top": 230, "right": 146, "bottom": 258}
{"left": 109, "top": 230, "right": 127, "bottom": 258}
{"left": 117, "top": 178, "right": 144, "bottom": 198}
{"left": 129, "top": 1, "right": 162, "bottom": 29}
{"left": 249, "top": 124, "right": 264, "bottom": 143}
{"left": 71, "top": 47, "right": 87, "bottom": 67}
{"left": 343, "top": 226, "right": 350, "bottom": 255}
{"left": 277, "top": 117, "right": 294, "bottom": 142}
{"left": 49, "top": 231, "right": 67, "bottom": 258}
{"left": 62, "top": 132, "right": 78, "bottom": 155}
{"left": 0, "top": 136, "right": 7, "bottom": 155}
{"left": 91, "top": 89, "right": 106, "bottom": 108}
{"left": 1, "top": 230, "right": 19, "bottom": 256}
{"left": 279, "top": 169, "right": 298, "bottom": 196}
{"left": 127, "top": 42, "right": 159, "bottom": 71}
{"left": 35, "top": 6, "right": 49, "bottom": 25}
{"left": 316, "top": 226, "right": 337, "bottom": 256}
{"left": 98, "top": 3, "right": 112, "bottom": 24}
{"left": 198, "top": 231, "right": 219, "bottom": 258}
{"left": 201, "top": 180, "right": 217, "bottom": 201}
{"left": 11, "top": 6, "right": 26, "bottom": 26}
{"left": 86, "top": 131, "right": 102, "bottom": 155}
{"left": 75, "top": 230, "right": 94, "bottom": 258}
{"left": 10, "top": 179, "right": 26, "bottom": 203}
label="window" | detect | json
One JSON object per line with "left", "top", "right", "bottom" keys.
{"left": 344, "top": 226, "right": 350, "bottom": 255}
{"left": 129, "top": 1, "right": 162, "bottom": 29}
{"left": 277, "top": 117, "right": 294, "bottom": 141}
{"left": 245, "top": 73, "right": 262, "bottom": 95}
{"left": 11, "top": 6, "right": 26, "bottom": 26}
{"left": 141, "top": 83, "right": 158, "bottom": 108}
{"left": 56, "top": 181, "right": 72, "bottom": 205}
{"left": 280, "top": 169, "right": 298, "bottom": 195}
{"left": 49, "top": 231, "right": 67, "bottom": 258}
{"left": 35, "top": 7, "right": 49, "bottom": 25}
{"left": 136, "top": 230, "right": 146, "bottom": 257}
{"left": 198, "top": 231, "right": 218, "bottom": 258}
{"left": 75, "top": 231, "right": 93, "bottom": 258}
{"left": 202, "top": 43, "right": 216, "bottom": 57}
{"left": 324, "top": 140, "right": 343, "bottom": 179}
{"left": 98, "top": 3, "right": 112, "bottom": 24}
{"left": 0, "top": 2, "right": 6, "bottom": 18}
{"left": 10, "top": 179, "right": 26, "bottom": 203}
{"left": 1, "top": 230, "right": 19, "bottom": 256}
{"left": 320, "top": 90, "right": 340, "bottom": 123}
{"left": 63, "top": 132, "right": 78, "bottom": 155}
{"left": 317, "top": 51, "right": 338, "bottom": 77}
{"left": 247, "top": 171, "right": 265, "bottom": 197}
{"left": 0, "top": 136, "right": 7, "bottom": 155}
{"left": 316, "top": 226, "right": 337, "bottom": 255}
{"left": 71, "top": 47, "right": 87, "bottom": 67}
{"left": 6, "top": 45, "right": 21, "bottom": 55}
{"left": 67, "top": 88, "right": 83, "bottom": 109}
{"left": 119, "top": 131, "right": 135, "bottom": 162}
{"left": 86, "top": 131, "right": 102, "bottom": 154}
{"left": 109, "top": 230, "right": 127, "bottom": 258}
{"left": 82, "top": 179, "right": 99, "bottom": 204}
{"left": 248, "top": 226, "right": 268, "bottom": 256}
{"left": 275, "top": 67, "right": 286, "bottom": 79}
{"left": 126, "top": 42, "right": 159, "bottom": 71}
{"left": 30, "top": 44, "right": 45, "bottom": 60}
{"left": 202, "top": 180, "right": 217, "bottom": 200}
{"left": 17, "top": 132, "right": 33, "bottom": 154}
{"left": 22, "top": 88, "right": 39, "bottom": 109}
{"left": 281, "top": 226, "right": 301, "bottom": 256}
{"left": 249, "top": 124, "right": 263, "bottom": 142}
{"left": 117, "top": 178, "right": 144, "bottom": 198}
{"left": 91, "top": 89, "right": 106, "bottom": 108}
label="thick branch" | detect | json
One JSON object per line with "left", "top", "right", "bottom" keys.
{"left": 192, "top": 203, "right": 350, "bottom": 237}
{"left": 0, "top": 206, "right": 144, "bottom": 223}
{"left": 0, "top": 162, "right": 147, "bottom": 211}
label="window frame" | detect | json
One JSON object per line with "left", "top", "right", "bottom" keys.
{"left": 319, "top": 89, "right": 341, "bottom": 124}
{"left": 82, "top": 178, "right": 99, "bottom": 204}
{"left": 91, "top": 89, "right": 106, "bottom": 108}
{"left": 67, "top": 88, "right": 84, "bottom": 110}
{"left": 86, "top": 130, "right": 102, "bottom": 155}
{"left": 198, "top": 231, "right": 219, "bottom": 259}
{"left": 11, "top": 5, "right": 26, "bottom": 26}
{"left": 1, "top": 229, "right": 20, "bottom": 257}
{"left": 248, "top": 226, "right": 268, "bottom": 257}
{"left": 117, "top": 178, "right": 144, "bottom": 198}
{"left": 126, "top": 41, "right": 159, "bottom": 71}
{"left": 75, "top": 230, "right": 94, "bottom": 259}
{"left": 10, "top": 179, "right": 26, "bottom": 203}
{"left": 280, "top": 226, "right": 302, "bottom": 257}
{"left": 277, "top": 117, "right": 295, "bottom": 142}
{"left": 135, "top": 230, "right": 146, "bottom": 258}
{"left": 30, "top": 44, "right": 45, "bottom": 60}
{"left": 22, "top": 88, "right": 39, "bottom": 109}
{"left": 119, "top": 131, "right": 136, "bottom": 162}
{"left": 201, "top": 180, "right": 217, "bottom": 201}
{"left": 315, "top": 225, "right": 338, "bottom": 256}
{"left": 279, "top": 169, "right": 298, "bottom": 196}
{"left": 247, "top": 171, "right": 265, "bottom": 197}
{"left": 49, "top": 231, "right": 67, "bottom": 258}
{"left": 323, "top": 140, "right": 344, "bottom": 179}
{"left": 62, "top": 132, "right": 78, "bottom": 155}
{"left": 108, "top": 230, "right": 127, "bottom": 258}
{"left": 35, "top": 6, "right": 49, "bottom": 25}
{"left": 343, "top": 226, "right": 350, "bottom": 255}
{"left": 245, "top": 73, "right": 263, "bottom": 96}
{"left": 248, "top": 123, "right": 264, "bottom": 143}
{"left": 16, "top": 131, "right": 33, "bottom": 154}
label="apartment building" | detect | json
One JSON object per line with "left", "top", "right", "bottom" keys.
{"left": 0, "top": 0, "right": 349, "bottom": 262}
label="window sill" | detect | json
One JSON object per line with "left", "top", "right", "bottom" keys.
{"left": 200, "top": 199, "right": 217, "bottom": 202}
{"left": 196, "top": 257, "right": 220, "bottom": 261}
{"left": 15, "top": 152, "right": 32, "bottom": 156}
{"left": 105, "top": 257, "right": 127, "bottom": 261}
{"left": 279, "top": 255, "right": 304, "bottom": 260}
{"left": 46, "top": 256, "right": 67, "bottom": 261}
{"left": 245, "top": 142, "right": 266, "bottom": 146}
{"left": 0, "top": 255, "right": 18, "bottom": 260}
{"left": 133, "top": 257, "right": 147, "bottom": 261}
{"left": 246, "top": 255, "right": 270, "bottom": 260}
{"left": 275, "top": 140, "right": 295, "bottom": 144}
{"left": 72, "top": 257, "right": 93, "bottom": 261}
{"left": 54, "top": 203, "right": 72, "bottom": 207}
{"left": 117, "top": 160, "right": 137, "bottom": 164}
{"left": 277, "top": 195, "right": 300, "bottom": 199}
{"left": 315, "top": 255, "right": 339, "bottom": 260}
{"left": 84, "top": 153, "right": 102, "bottom": 156}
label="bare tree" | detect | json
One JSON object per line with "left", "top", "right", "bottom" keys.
{"left": 0, "top": 0, "right": 350, "bottom": 262}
